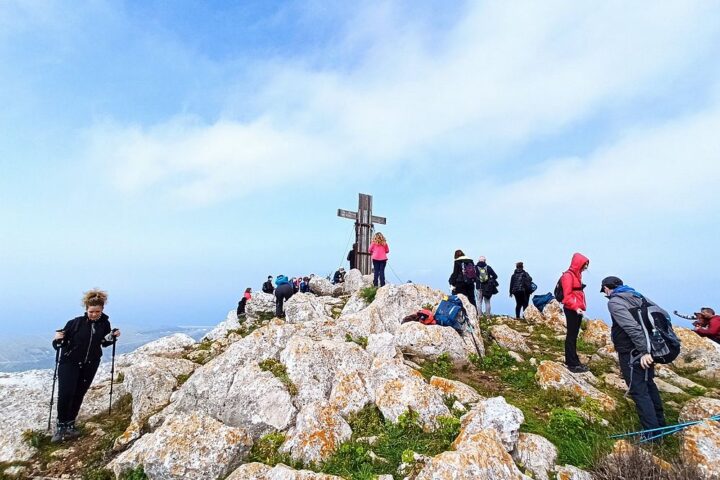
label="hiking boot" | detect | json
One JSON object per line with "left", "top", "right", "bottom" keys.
{"left": 567, "top": 364, "right": 589, "bottom": 373}
{"left": 64, "top": 421, "right": 81, "bottom": 439}
{"left": 51, "top": 422, "right": 68, "bottom": 443}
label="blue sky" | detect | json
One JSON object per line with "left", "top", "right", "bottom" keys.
{"left": 1, "top": 0, "right": 719, "bottom": 336}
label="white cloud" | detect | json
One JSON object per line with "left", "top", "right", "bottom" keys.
{"left": 85, "top": 0, "right": 720, "bottom": 206}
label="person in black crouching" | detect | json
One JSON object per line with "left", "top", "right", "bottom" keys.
{"left": 51, "top": 289, "right": 120, "bottom": 442}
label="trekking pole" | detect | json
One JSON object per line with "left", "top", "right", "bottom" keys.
{"left": 47, "top": 341, "right": 61, "bottom": 431}
{"left": 610, "top": 414, "right": 720, "bottom": 440}
{"left": 108, "top": 331, "right": 118, "bottom": 415}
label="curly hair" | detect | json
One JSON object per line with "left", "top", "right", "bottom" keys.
{"left": 82, "top": 288, "right": 108, "bottom": 308}
{"left": 372, "top": 232, "right": 387, "bottom": 246}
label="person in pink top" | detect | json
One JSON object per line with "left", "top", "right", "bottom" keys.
{"left": 369, "top": 232, "right": 390, "bottom": 287}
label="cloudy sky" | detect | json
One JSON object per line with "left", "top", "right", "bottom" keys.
{"left": 1, "top": 0, "right": 719, "bottom": 335}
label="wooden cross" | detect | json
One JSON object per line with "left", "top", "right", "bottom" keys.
{"left": 337, "top": 193, "right": 387, "bottom": 275}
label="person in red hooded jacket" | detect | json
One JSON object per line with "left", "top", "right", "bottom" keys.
{"left": 560, "top": 253, "right": 590, "bottom": 373}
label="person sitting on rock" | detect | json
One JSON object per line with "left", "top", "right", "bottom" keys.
{"left": 262, "top": 275, "right": 274, "bottom": 294}
{"left": 333, "top": 268, "right": 346, "bottom": 284}
{"left": 274, "top": 275, "right": 295, "bottom": 318}
{"left": 509, "top": 262, "right": 533, "bottom": 319}
{"left": 601, "top": 276, "right": 666, "bottom": 437}
{"left": 237, "top": 288, "right": 251, "bottom": 320}
{"left": 299, "top": 276, "right": 311, "bottom": 293}
{"left": 689, "top": 307, "right": 720, "bottom": 343}
{"left": 51, "top": 289, "right": 121, "bottom": 443}
{"left": 560, "top": 253, "right": 590, "bottom": 373}
{"left": 449, "top": 250, "right": 478, "bottom": 310}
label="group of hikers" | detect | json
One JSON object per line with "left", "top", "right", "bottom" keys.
{"left": 48, "top": 239, "right": 717, "bottom": 445}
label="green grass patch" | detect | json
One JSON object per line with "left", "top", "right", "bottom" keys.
{"left": 420, "top": 353, "right": 453, "bottom": 380}
{"left": 196, "top": 339, "right": 212, "bottom": 351}
{"left": 686, "top": 385, "right": 707, "bottom": 396}
{"left": 248, "top": 432, "right": 302, "bottom": 469}
{"left": 470, "top": 344, "right": 517, "bottom": 371}
{"left": 345, "top": 333, "right": 368, "bottom": 349}
{"left": 258, "top": 358, "right": 298, "bottom": 396}
{"left": 175, "top": 373, "right": 191, "bottom": 388}
{"left": 358, "top": 286, "right": 378, "bottom": 304}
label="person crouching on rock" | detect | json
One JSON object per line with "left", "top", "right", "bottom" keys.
{"left": 51, "top": 289, "right": 120, "bottom": 443}
{"left": 274, "top": 275, "right": 294, "bottom": 318}
{"left": 237, "top": 288, "right": 251, "bottom": 320}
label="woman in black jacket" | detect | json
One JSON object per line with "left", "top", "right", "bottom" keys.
{"left": 51, "top": 289, "right": 120, "bottom": 442}
{"left": 509, "top": 262, "right": 533, "bottom": 319}
{"left": 475, "top": 256, "right": 498, "bottom": 316}
{"left": 448, "top": 249, "right": 478, "bottom": 309}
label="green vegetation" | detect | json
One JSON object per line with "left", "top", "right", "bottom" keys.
{"left": 175, "top": 373, "right": 191, "bottom": 388}
{"left": 248, "top": 432, "right": 302, "bottom": 469}
{"left": 258, "top": 358, "right": 298, "bottom": 396}
{"left": 358, "top": 286, "right": 378, "bottom": 304}
{"left": 420, "top": 353, "right": 453, "bottom": 380}
{"left": 345, "top": 333, "right": 368, "bottom": 349}
{"left": 196, "top": 339, "right": 212, "bottom": 351}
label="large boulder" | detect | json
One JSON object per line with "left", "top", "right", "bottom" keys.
{"left": 655, "top": 365, "right": 704, "bottom": 391}
{"left": 341, "top": 292, "right": 369, "bottom": 316}
{"left": 429, "top": 377, "right": 483, "bottom": 405}
{"left": 395, "top": 322, "right": 482, "bottom": 363}
{"left": 329, "top": 371, "right": 374, "bottom": 418}
{"left": 134, "top": 333, "right": 196, "bottom": 358}
{"left": 536, "top": 361, "right": 616, "bottom": 411}
{"left": 511, "top": 433, "right": 558, "bottom": 480}
{"left": 678, "top": 396, "right": 720, "bottom": 423}
{"left": 284, "top": 294, "right": 335, "bottom": 324}
{"left": 108, "top": 412, "right": 252, "bottom": 480}
{"left": 581, "top": 319, "right": 611, "bottom": 347}
{"left": 343, "top": 269, "right": 372, "bottom": 294}
{"left": 204, "top": 310, "right": 243, "bottom": 341}
{"left": 490, "top": 325, "right": 531, "bottom": 354}
{"left": 280, "top": 336, "right": 372, "bottom": 409}
{"left": 246, "top": 292, "right": 277, "bottom": 319}
{"left": 524, "top": 301, "right": 567, "bottom": 334}
{"left": 673, "top": 327, "right": 720, "bottom": 373}
{"left": 555, "top": 465, "right": 593, "bottom": 480}
{"left": 281, "top": 401, "right": 352, "bottom": 463}
{"left": 309, "top": 277, "right": 343, "bottom": 297}
{"left": 453, "top": 397, "right": 524, "bottom": 452}
{"left": 368, "top": 358, "right": 451, "bottom": 430}
{"left": 415, "top": 429, "right": 529, "bottom": 479}
{"left": 366, "top": 332, "right": 401, "bottom": 360}
{"left": 682, "top": 420, "right": 720, "bottom": 479}
{"left": 227, "top": 463, "right": 343, "bottom": 479}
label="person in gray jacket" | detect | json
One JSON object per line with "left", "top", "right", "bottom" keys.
{"left": 601, "top": 276, "right": 666, "bottom": 436}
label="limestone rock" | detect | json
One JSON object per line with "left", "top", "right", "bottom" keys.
{"left": 227, "top": 463, "right": 343, "bottom": 479}
{"left": 524, "top": 302, "right": 567, "bottom": 334}
{"left": 603, "top": 373, "right": 627, "bottom": 392}
{"left": 674, "top": 327, "right": 720, "bottom": 372}
{"left": 682, "top": 420, "right": 720, "bottom": 479}
{"left": 595, "top": 344, "right": 618, "bottom": 363}
{"left": 429, "top": 376, "right": 483, "bottom": 404}
{"left": 343, "top": 269, "right": 372, "bottom": 294}
{"left": 204, "top": 310, "right": 243, "bottom": 341}
{"left": 114, "top": 355, "right": 196, "bottom": 449}
{"left": 655, "top": 365, "right": 704, "bottom": 391}
{"left": 310, "top": 277, "right": 343, "bottom": 297}
{"left": 368, "top": 358, "right": 450, "bottom": 430}
{"left": 108, "top": 412, "right": 252, "bottom": 480}
{"left": 607, "top": 439, "right": 671, "bottom": 471}
{"left": 453, "top": 397, "right": 524, "bottom": 452}
{"left": 395, "top": 322, "right": 481, "bottom": 363}
{"left": 581, "top": 320, "right": 611, "bottom": 346}
{"left": 134, "top": 333, "right": 196, "bottom": 358}
{"left": 280, "top": 336, "right": 372, "bottom": 409}
{"left": 366, "top": 332, "right": 401, "bottom": 360}
{"left": 341, "top": 292, "right": 369, "bottom": 316}
{"left": 329, "top": 371, "right": 374, "bottom": 418}
{"left": 679, "top": 396, "right": 720, "bottom": 423}
{"left": 654, "top": 378, "right": 684, "bottom": 394}
{"left": 246, "top": 292, "right": 277, "bottom": 319}
{"left": 416, "top": 429, "right": 529, "bottom": 479}
{"left": 536, "top": 361, "right": 616, "bottom": 411}
{"left": 340, "top": 283, "right": 445, "bottom": 338}
{"left": 490, "top": 325, "right": 531, "bottom": 353}
{"left": 555, "top": 464, "right": 593, "bottom": 480}
{"left": 512, "top": 433, "right": 558, "bottom": 480}
{"left": 2, "top": 465, "right": 26, "bottom": 478}
{"left": 281, "top": 401, "right": 352, "bottom": 463}
{"left": 284, "top": 293, "right": 335, "bottom": 324}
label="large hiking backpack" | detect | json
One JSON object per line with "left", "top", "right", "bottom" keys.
{"left": 532, "top": 293, "right": 554, "bottom": 312}
{"left": 477, "top": 266, "right": 489, "bottom": 283}
{"left": 434, "top": 295, "right": 465, "bottom": 327}
{"left": 630, "top": 297, "right": 681, "bottom": 364}
{"left": 461, "top": 261, "right": 478, "bottom": 283}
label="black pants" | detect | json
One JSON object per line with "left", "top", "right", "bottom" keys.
{"left": 57, "top": 360, "right": 100, "bottom": 423}
{"left": 372, "top": 259, "right": 387, "bottom": 287}
{"left": 513, "top": 292, "right": 529, "bottom": 318}
{"left": 275, "top": 284, "right": 294, "bottom": 317}
{"left": 618, "top": 352, "right": 666, "bottom": 432}
{"left": 454, "top": 283, "right": 477, "bottom": 309}
{"left": 564, "top": 307, "right": 582, "bottom": 367}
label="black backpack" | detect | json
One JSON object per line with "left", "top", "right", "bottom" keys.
{"left": 461, "top": 261, "right": 478, "bottom": 283}
{"left": 630, "top": 297, "right": 681, "bottom": 364}
{"left": 554, "top": 277, "right": 565, "bottom": 302}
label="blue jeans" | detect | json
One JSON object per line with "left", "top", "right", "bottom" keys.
{"left": 372, "top": 259, "right": 387, "bottom": 287}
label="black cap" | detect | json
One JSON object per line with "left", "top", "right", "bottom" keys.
{"left": 600, "top": 276, "right": 623, "bottom": 292}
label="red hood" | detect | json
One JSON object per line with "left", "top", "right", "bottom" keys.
{"left": 568, "top": 253, "right": 589, "bottom": 274}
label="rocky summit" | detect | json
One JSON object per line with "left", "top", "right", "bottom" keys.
{"left": 1, "top": 274, "right": 720, "bottom": 479}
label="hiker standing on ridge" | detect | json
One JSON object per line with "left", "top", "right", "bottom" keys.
{"left": 449, "top": 250, "right": 478, "bottom": 310}
{"left": 237, "top": 288, "right": 251, "bottom": 320}
{"left": 347, "top": 243, "right": 357, "bottom": 271}
{"left": 274, "top": 275, "right": 294, "bottom": 318}
{"left": 601, "top": 276, "right": 667, "bottom": 436}
{"left": 369, "top": 232, "right": 389, "bottom": 287}
{"left": 51, "top": 289, "right": 121, "bottom": 442}
{"left": 509, "top": 262, "right": 533, "bottom": 319}
{"left": 262, "top": 276, "right": 274, "bottom": 294}
{"left": 475, "top": 256, "right": 498, "bottom": 316}
{"left": 560, "top": 253, "right": 590, "bottom": 373}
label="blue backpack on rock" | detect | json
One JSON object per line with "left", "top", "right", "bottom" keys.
{"left": 434, "top": 295, "right": 465, "bottom": 328}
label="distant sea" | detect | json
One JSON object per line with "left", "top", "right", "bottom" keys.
{"left": 0, "top": 325, "right": 212, "bottom": 373}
